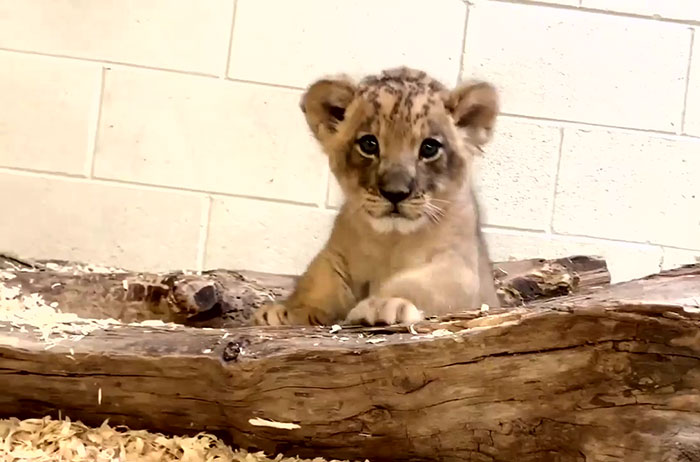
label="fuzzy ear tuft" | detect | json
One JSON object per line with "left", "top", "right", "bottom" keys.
{"left": 300, "top": 77, "right": 356, "bottom": 141}
{"left": 445, "top": 81, "right": 499, "bottom": 146}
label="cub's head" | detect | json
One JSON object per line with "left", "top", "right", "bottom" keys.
{"left": 301, "top": 67, "right": 498, "bottom": 233}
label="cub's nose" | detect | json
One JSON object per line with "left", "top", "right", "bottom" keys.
{"left": 378, "top": 170, "right": 415, "bottom": 204}
{"left": 379, "top": 187, "right": 411, "bottom": 205}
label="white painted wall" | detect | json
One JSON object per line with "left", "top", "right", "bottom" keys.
{"left": 1, "top": 0, "right": 698, "bottom": 282}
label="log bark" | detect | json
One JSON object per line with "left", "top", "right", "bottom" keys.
{"left": 1, "top": 262, "right": 699, "bottom": 461}
{"left": 0, "top": 254, "right": 610, "bottom": 327}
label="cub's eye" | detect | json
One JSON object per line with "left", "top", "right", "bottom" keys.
{"left": 419, "top": 138, "right": 443, "bottom": 161}
{"left": 356, "top": 134, "right": 380, "bottom": 157}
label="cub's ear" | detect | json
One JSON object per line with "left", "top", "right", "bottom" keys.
{"left": 445, "top": 81, "right": 499, "bottom": 146}
{"left": 300, "top": 77, "right": 356, "bottom": 141}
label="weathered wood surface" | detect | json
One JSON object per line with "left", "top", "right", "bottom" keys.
{"left": 1, "top": 263, "right": 699, "bottom": 461}
{"left": 0, "top": 254, "right": 609, "bottom": 327}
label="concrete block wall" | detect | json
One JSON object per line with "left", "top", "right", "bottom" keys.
{"left": 1, "top": 0, "right": 698, "bottom": 283}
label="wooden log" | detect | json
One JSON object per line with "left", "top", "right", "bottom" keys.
{"left": 1, "top": 264, "right": 698, "bottom": 461}
{"left": 0, "top": 254, "right": 610, "bottom": 327}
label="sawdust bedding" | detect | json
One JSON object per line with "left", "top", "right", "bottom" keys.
{"left": 0, "top": 416, "right": 350, "bottom": 462}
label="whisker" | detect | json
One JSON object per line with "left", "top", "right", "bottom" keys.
{"left": 423, "top": 202, "right": 446, "bottom": 224}
{"left": 425, "top": 210, "right": 441, "bottom": 224}
{"left": 424, "top": 203, "right": 445, "bottom": 216}
{"left": 423, "top": 204, "right": 444, "bottom": 223}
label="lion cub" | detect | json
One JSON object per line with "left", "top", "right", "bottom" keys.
{"left": 254, "top": 67, "right": 500, "bottom": 326}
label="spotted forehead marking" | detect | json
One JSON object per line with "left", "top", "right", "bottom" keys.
{"left": 357, "top": 68, "right": 447, "bottom": 126}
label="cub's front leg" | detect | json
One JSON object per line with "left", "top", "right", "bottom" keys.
{"left": 344, "top": 254, "right": 480, "bottom": 326}
{"left": 254, "top": 250, "right": 355, "bottom": 326}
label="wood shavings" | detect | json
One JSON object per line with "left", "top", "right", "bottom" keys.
{"left": 0, "top": 416, "right": 350, "bottom": 461}
{"left": 44, "top": 262, "right": 128, "bottom": 275}
{"left": 0, "top": 271, "right": 17, "bottom": 280}
{"left": 0, "top": 282, "right": 121, "bottom": 347}
{"left": 429, "top": 329, "right": 453, "bottom": 337}
{"left": 134, "top": 320, "right": 171, "bottom": 328}
{"left": 0, "top": 281, "right": 182, "bottom": 348}
{"left": 480, "top": 304, "right": 490, "bottom": 313}
{"left": 365, "top": 338, "right": 386, "bottom": 344}
{"left": 329, "top": 324, "right": 342, "bottom": 334}
{"left": 248, "top": 418, "right": 301, "bottom": 430}
{"left": 1, "top": 284, "right": 21, "bottom": 300}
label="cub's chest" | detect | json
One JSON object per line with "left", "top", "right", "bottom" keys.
{"left": 346, "top": 240, "right": 433, "bottom": 291}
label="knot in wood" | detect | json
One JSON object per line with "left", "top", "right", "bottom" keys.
{"left": 223, "top": 341, "right": 247, "bottom": 362}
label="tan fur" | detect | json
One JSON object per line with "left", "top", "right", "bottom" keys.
{"left": 254, "top": 67, "right": 500, "bottom": 326}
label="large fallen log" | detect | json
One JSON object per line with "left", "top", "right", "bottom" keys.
{"left": 1, "top": 259, "right": 699, "bottom": 461}
{"left": 0, "top": 254, "right": 610, "bottom": 327}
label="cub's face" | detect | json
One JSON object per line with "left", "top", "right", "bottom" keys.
{"left": 301, "top": 68, "right": 498, "bottom": 233}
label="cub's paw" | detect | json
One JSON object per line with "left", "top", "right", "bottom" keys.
{"left": 254, "top": 303, "right": 332, "bottom": 326}
{"left": 254, "top": 303, "right": 291, "bottom": 326}
{"left": 344, "top": 297, "right": 424, "bottom": 326}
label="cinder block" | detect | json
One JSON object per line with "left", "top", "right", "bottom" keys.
{"left": 684, "top": 31, "right": 700, "bottom": 136}
{"left": 484, "top": 230, "right": 662, "bottom": 283}
{"left": 553, "top": 129, "right": 700, "bottom": 250}
{"left": 94, "top": 68, "right": 327, "bottom": 204}
{"left": 0, "top": 52, "right": 99, "bottom": 175}
{"left": 463, "top": 2, "right": 690, "bottom": 131}
{"left": 228, "top": 0, "right": 467, "bottom": 88}
{"left": 205, "top": 196, "right": 336, "bottom": 275}
{"left": 0, "top": 172, "right": 203, "bottom": 271}
{"left": 538, "top": 0, "right": 579, "bottom": 5}
{"left": 661, "top": 247, "right": 700, "bottom": 270}
{"left": 0, "top": 0, "right": 233, "bottom": 74}
{"left": 474, "top": 117, "right": 561, "bottom": 231}
{"left": 327, "top": 176, "right": 344, "bottom": 209}
{"left": 582, "top": 0, "right": 700, "bottom": 22}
